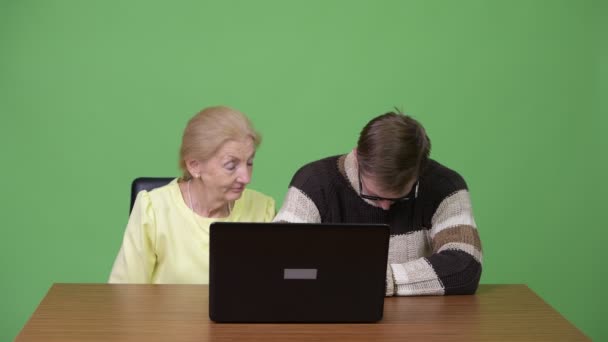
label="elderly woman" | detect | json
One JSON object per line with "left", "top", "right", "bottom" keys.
{"left": 109, "top": 106, "right": 275, "bottom": 283}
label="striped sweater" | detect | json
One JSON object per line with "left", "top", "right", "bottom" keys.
{"left": 274, "top": 152, "right": 482, "bottom": 296}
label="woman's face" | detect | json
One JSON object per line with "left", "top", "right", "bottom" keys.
{"left": 197, "top": 138, "right": 256, "bottom": 202}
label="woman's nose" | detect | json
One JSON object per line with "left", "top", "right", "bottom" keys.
{"left": 237, "top": 168, "right": 252, "bottom": 184}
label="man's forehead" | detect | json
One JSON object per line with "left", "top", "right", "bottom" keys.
{"left": 365, "top": 174, "right": 416, "bottom": 196}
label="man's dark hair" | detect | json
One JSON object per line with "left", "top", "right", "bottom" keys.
{"left": 356, "top": 111, "right": 431, "bottom": 192}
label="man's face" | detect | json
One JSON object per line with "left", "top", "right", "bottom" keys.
{"left": 358, "top": 171, "right": 418, "bottom": 210}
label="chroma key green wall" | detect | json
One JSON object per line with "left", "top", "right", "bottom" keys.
{"left": 1, "top": 1, "right": 606, "bottom": 340}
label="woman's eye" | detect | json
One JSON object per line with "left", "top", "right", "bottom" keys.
{"left": 225, "top": 162, "right": 236, "bottom": 170}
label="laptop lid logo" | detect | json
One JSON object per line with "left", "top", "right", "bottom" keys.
{"left": 284, "top": 268, "right": 318, "bottom": 280}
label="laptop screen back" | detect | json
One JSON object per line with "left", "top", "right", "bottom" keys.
{"left": 209, "top": 222, "right": 390, "bottom": 323}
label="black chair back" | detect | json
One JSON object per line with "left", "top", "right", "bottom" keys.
{"left": 130, "top": 177, "right": 174, "bottom": 213}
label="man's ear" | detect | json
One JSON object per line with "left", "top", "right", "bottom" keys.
{"left": 352, "top": 148, "right": 358, "bottom": 162}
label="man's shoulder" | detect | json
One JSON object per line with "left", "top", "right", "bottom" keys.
{"left": 422, "top": 159, "right": 469, "bottom": 195}
{"left": 290, "top": 155, "right": 343, "bottom": 186}
{"left": 297, "top": 154, "right": 342, "bottom": 171}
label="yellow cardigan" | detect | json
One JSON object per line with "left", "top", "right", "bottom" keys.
{"left": 109, "top": 179, "right": 275, "bottom": 284}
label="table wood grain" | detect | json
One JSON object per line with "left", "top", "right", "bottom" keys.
{"left": 15, "top": 284, "right": 589, "bottom": 341}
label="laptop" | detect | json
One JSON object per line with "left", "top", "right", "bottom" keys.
{"left": 209, "top": 222, "right": 390, "bottom": 323}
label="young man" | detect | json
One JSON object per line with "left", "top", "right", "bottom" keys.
{"left": 274, "top": 111, "right": 482, "bottom": 296}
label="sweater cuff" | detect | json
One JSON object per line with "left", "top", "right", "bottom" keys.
{"left": 385, "top": 264, "right": 395, "bottom": 296}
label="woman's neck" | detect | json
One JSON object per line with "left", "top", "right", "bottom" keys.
{"left": 183, "top": 179, "right": 232, "bottom": 218}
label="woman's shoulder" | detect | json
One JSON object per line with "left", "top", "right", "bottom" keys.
{"left": 234, "top": 188, "right": 276, "bottom": 221}
{"left": 144, "top": 178, "right": 182, "bottom": 208}
{"left": 240, "top": 188, "right": 275, "bottom": 204}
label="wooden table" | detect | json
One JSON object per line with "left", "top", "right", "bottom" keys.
{"left": 15, "top": 284, "right": 589, "bottom": 341}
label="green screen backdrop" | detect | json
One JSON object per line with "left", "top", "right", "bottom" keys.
{"left": 1, "top": 1, "right": 606, "bottom": 340}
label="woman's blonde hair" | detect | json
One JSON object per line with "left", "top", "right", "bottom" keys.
{"left": 179, "top": 106, "right": 261, "bottom": 180}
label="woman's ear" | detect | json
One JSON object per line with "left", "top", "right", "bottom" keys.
{"left": 186, "top": 158, "right": 202, "bottom": 179}
{"left": 352, "top": 148, "right": 358, "bottom": 162}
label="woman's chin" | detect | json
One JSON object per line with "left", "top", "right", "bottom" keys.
{"left": 226, "top": 189, "right": 245, "bottom": 201}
